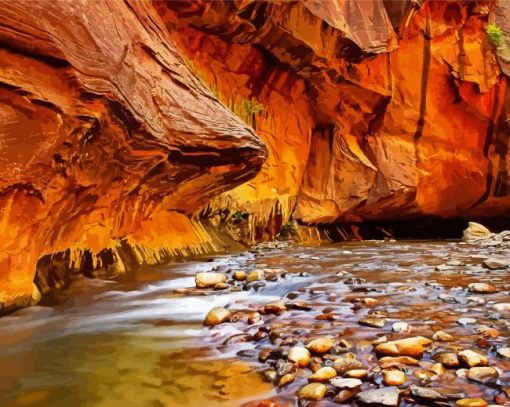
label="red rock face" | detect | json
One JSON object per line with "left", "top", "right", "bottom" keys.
{"left": 159, "top": 0, "right": 510, "bottom": 229}
{"left": 0, "top": 0, "right": 266, "bottom": 310}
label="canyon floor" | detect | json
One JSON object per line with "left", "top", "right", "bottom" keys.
{"left": 0, "top": 240, "right": 509, "bottom": 407}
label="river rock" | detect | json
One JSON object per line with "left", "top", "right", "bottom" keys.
{"left": 297, "top": 383, "right": 327, "bottom": 400}
{"left": 359, "top": 317, "right": 387, "bottom": 328}
{"left": 276, "top": 359, "right": 295, "bottom": 377}
{"left": 383, "top": 370, "right": 406, "bottom": 386}
{"left": 492, "top": 303, "right": 510, "bottom": 312}
{"left": 483, "top": 259, "right": 510, "bottom": 270}
{"left": 379, "top": 356, "right": 419, "bottom": 366}
{"left": 430, "top": 363, "right": 445, "bottom": 376}
{"left": 497, "top": 347, "right": 510, "bottom": 358}
{"left": 333, "top": 357, "right": 364, "bottom": 374}
{"left": 463, "top": 222, "right": 491, "bottom": 241}
{"left": 409, "top": 384, "right": 465, "bottom": 401}
{"left": 330, "top": 377, "right": 362, "bottom": 389}
{"left": 434, "top": 352, "right": 459, "bottom": 368}
{"left": 261, "top": 368, "right": 276, "bottom": 383}
{"left": 246, "top": 270, "right": 264, "bottom": 283}
{"left": 468, "top": 283, "right": 498, "bottom": 294}
{"left": 345, "top": 369, "right": 368, "bottom": 379}
{"left": 375, "top": 336, "right": 432, "bottom": 357}
{"left": 309, "top": 366, "right": 337, "bottom": 382}
{"left": 458, "top": 350, "right": 488, "bottom": 368}
{"left": 456, "top": 398, "right": 488, "bottom": 407}
{"left": 264, "top": 300, "right": 287, "bottom": 315}
{"left": 203, "top": 307, "right": 231, "bottom": 326}
{"left": 356, "top": 387, "right": 400, "bottom": 406}
{"left": 288, "top": 346, "right": 311, "bottom": 367}
{"left": 433, "top": 331, "right": 454, "bottom": 342}
{"left": 306, "top": 337, "right": 335, "bottom": 354}
{"left": 233, "top": 270, "right": 246, "bottom": 281}
{"left": 392, "top": 322, "right": 410, "bottom": 332}
{"left": 195, "top": 272, "right": 227, "bottom": 288}
{"left": 278, "top": 373, "right": 295, "bottom": 387}
{"left": 467, "top": 367, "right": 498, "bottom": 384}
{"left": 334, "top": 389, "right": 359, "bottom": 403}
{"left": 457, "top": 317, "right": 477, "bottom": 326}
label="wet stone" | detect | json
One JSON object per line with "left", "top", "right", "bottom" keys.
{"left": 275, "top": 359, "right": 295, "bottom": 377}
{"left": 359, "top": 317, "right": 387, "bottom": 328}
{"left": 203, "top": 307, "right": 231, "bottom": 326}
{"left": 306, "top": 337, "right": 335, "bottom": 354}
{"left": 356, "top": 387, "right": 401, "bottom": 407}
{"left": 456, "top": 398, "right": 488, "bottom": 407}
{"left": 345, "top": 369, "right": 368, "bottom": 379}
{"left": 330, "top": 377, "right": 362, "bottom": 389}
{"left": 497, "top": 347, "right": 510, "bottom": 358}
{"left": 458, "top": 350, "right": 488, "bottom": 368}
{"left": 287, "top": 346, "right": 310, "bottom": 367}
{"left": 375, "top": 336, "right": 432, "bottom": 357}
{"left": 467, "top": 367, "right": 498, "bottom": 384}
{"left": 308, "top": 366, "right": 337, "bottom": 382}
{"left": 278, "top": 373, "right": 295, "bottom": 387}
{"left": 383, "top": 370, "right": 406, "bottom": 386}
{"left": 392, "top": 322, "right": 410, "bottom": 332}
{"left": 468, "top": 283, "right": 498, "bottom": 294}
{"left": 297, "top": 383, "right": 327, "bottom": 401}
{"left": 433, "top": 330, "right": 454, "bottom": 342}
{"left": 333, "top": 357, "right": 364, "bottom": 374}
{"left": 195, "top": 272, "right": 227, "bottom": 288}
{"left": 434, "top": 352, "right": 460, "bottom": 368}
{"left": 457, "top": 317, "right": 477, "bottom": 326}
{"left": 483, "top": 259, "right": 510, "bottom": 270}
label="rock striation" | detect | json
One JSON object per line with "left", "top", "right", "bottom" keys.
{"left": 0, "top": 0, "right": 266, "bottom": 311}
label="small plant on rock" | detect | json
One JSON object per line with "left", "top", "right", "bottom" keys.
{"left": 486, "top": 23, "right": 504, "bottom": 47}
{"left": 280, "top": 220, "right": 297, "bottom": 236}
{"left": 232, "top": 211, "right": 248, "bottom": 223}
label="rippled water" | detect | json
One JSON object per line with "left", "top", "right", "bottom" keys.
{"left": 0, "top": 241, "right": 509, "bottom": 406}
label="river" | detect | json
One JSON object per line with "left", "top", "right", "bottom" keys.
{"left": 0, "top": 241, "right": 509, "bottom": 406}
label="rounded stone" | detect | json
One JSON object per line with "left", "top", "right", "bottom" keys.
{"left": 383, "top": 370, "right": 406, "bottom": 386}
{"left": 288, "top": 346, "right": 311, "bottom": 367}
{"left": 203, "top": 307, "right": 231, "bottom": 326}
{"left": 195, "top": 272, "right": 227, "bottom": 288}
{"left": 306, "top": 337, "right": 335, "bottom": 354}
{"left": 297, "top": 383, "right": 327, "bottom": 400}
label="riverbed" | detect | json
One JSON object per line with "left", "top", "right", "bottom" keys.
{"left": 0, "top": 241, "right": 509, "bottom": 406}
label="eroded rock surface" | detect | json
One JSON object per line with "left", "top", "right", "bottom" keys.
{"left": 0, "top": 0, "right": 266, "bottom": 310}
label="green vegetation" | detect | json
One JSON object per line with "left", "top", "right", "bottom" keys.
{"left": 486, "top": 23, "right": 504, "bottom": 47}
{"left": 280, "top": 220, "right": 297, "bottom": 236}
{"left": 229, "top": 97, "right": 264, "bottom": 128}
{"left": 232, "top": 211, "right": 248, "bottom": 223}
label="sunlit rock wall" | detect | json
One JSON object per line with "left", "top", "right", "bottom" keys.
{"left": 0, "top": 0, "right": 266, "bottom": 310}
{"left": 159, "top": 0, "right": 510, "bottom": 232}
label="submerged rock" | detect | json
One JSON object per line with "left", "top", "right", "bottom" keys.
{"left": 195, "top": 272, "right": 227, "bottom": 288}
{"left": 309, "top": 366, "right": 337, "bottom": 382}
{"left": 467, "top": 367, "right": 498, "bottom": 384}
{"left": 468, "top": 283, "right": 498, "bottom": 294}
{"left": 458, "top": 350, "right": 488, "bottom": 368}
{"left": 288, "top": 346, "right": 311, "bottom": 367}
{"left": 306, "top": 337, "right": 335, "bottom": 354}
{"left": 456, "top": 398, "right": 488, "bottom": 407}
{"left": 204, "top": 307, "right": 231, "bottom": 326}
{"left": 356, "top": 387, "right": 400, "bottom": 406}
{"left": 297, "top": 383, "right": 327, "bottom": 400}
{"left": 383, "top": 370, "right": 406, "bottom": 386}
{"left": 375, "top": 336, "right": 432, "bottom": 357}
{"left": 330, "top": 377, "right": 362, "bottom": 389}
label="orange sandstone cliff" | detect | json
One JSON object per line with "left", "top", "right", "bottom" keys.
{"left": 0, "top": 0, "right": 266, "bottom": 311}
{"left": 1, "top": 0, "right": 510, "bottom": 310}
{"left": 158, "top": 0, "right": 510, "bottom": 236}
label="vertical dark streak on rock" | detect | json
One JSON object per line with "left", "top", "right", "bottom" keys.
{"left": 494, "top": 88, "right": 510, "bottom": 197}
{"left": 470, "top": 80, "right": 502, "bottom": 207}
{"left": 413, "top": 13, "right": 431, "bottom": 161}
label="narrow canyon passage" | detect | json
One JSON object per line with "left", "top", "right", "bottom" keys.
{"left": 1, "top": 239, "right": 509, "bottom": 406}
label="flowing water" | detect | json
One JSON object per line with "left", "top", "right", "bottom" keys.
{"left": 0, "top": 241, "right": 509, "bottom": 407}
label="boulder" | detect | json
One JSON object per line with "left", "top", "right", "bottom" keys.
{"left": 463, "top": 222, "right": 491, "bottom": 241}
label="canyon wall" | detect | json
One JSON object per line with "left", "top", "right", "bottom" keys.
{"left": 159, "top": 0, "right": 510, "bottom": 236}
{"left": 1, "top": 0, "right": 510, "bottom": 311}
{"left": 0, "top": 0, "right": 266, "bottom": 311}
